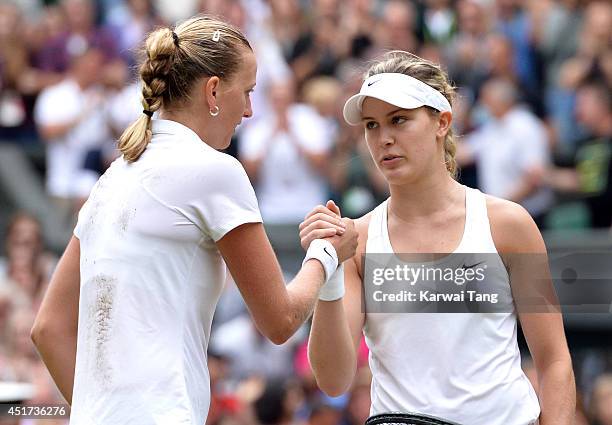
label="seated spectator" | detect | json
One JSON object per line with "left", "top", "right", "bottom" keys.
{"left": 0, "top": 213, "right": 56, "bottom": 307}
{"left": 457, "top": 78, "right": 553, "bottom": 227}
{"left": 240, "top": 78, "right": 332, "bottom": 224}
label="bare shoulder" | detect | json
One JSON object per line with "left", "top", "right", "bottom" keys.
{"left": 485, "top": 195, "right": 546, "bottom": 254}
{"left": 351, "top": 212, "right": 374, "bottom": 276}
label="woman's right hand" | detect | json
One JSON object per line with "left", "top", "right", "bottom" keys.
{"left": 327, "top": 218, "right": 358, "bottom": 263}
{"left": 299, "top": 201, "right": 358, "bottom": 263}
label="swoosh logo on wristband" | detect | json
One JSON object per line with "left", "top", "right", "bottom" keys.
{"left": 323, "top": 247, "right": 334, "bottom": 259}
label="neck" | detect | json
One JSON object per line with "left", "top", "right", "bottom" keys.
{"left": 596, "top": 115, "right": 612, "bottom": 137}
{"left": 387, "top": 167, "right": 462, "bottom": 221}
{"left": 158, "top": 109, "right": 214, "bottom": 145}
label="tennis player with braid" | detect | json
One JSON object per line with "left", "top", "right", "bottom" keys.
{"left": 31, "top": 16, "right": 357, "bottom": 424}
{"left": 302, "top": 52, "right": 575, "bottom": 425}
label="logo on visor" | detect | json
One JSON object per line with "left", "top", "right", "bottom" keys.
{"left": 367, "top": 79, "right": 381, "bottom": 87}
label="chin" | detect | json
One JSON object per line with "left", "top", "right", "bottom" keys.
{"left": 383, "top": 166, "right": 421, "bottom": 186}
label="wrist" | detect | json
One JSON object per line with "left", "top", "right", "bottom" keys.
{"left": 303, "top": 239, "right": 338, "bottom": 284}
{"left": 319, "top": 264, "right": 345, "bottom": 301}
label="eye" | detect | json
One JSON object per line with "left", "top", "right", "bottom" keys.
{"left": 391, "top": 116, "right": 407, "bottom": 125}
{"left": 365, "top": 121, "right": 378, "bottom": 130}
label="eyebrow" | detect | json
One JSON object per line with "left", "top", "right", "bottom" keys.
{"left": 361, "top": 108, "right": 410, "bottom": 121}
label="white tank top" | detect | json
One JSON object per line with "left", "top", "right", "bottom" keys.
{"left": 364, "top": 186, "right": 540, "bottom": 425}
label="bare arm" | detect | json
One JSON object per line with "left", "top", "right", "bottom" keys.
{"left": 306, "top": 207, "right": 368, "bottom": 396}
{"left": 308, "top": 252, "right": 365, "bottom": 396}
{"left": 489, "top": 198, "right": 575, "bottom": 425}
{"left": 31, "top": 236, "right": 81, "bottom": 405}
{"left": 38, "top": 120, "right": 80, "bottom": 141}
{"left": 216, "top": 218, "right": 356, "bottom": 345}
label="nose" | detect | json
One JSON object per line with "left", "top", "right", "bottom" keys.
{"left": 243, "top": 97, "right": 253, "bottom": 118}
{"left": 380, "top": 127, "right": 394, "bottom": 146}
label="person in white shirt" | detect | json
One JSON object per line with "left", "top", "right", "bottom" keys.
{"left": 34, "top": 47, "right": 111, "bottom": 220}
{"left": 30, "top": 16, "right": 357, "bottom": 425}
{"left": 240, "top": 78, "right": 332, "bottom": 223}
{"left": 458, "top": 78, "right": 553, "bottom": 226}
{"left": 302, "top": 51, "right": 575, "bottom": 425}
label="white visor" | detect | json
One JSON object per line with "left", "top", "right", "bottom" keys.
{"left": 343, "top": 73, "right": 452, "bottom": 125}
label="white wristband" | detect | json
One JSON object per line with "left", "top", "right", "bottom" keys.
{"left": 302, "top": 239, "right": 338, "bottom": 284}
{"left": 319, "top": 264, "right": 345, "bottom": 301}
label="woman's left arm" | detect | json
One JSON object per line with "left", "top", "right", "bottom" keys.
{"left": 31, "top": 236, "right": 81, "bottom": 405}
{"left": 489, "top": 198, "right": 575, "bottom": 425}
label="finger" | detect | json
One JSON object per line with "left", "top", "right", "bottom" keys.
{"left": 304, "top": 205, "right": 338, "bottom": 221}
{"left": 299, "top": 213, "right": 346, "bottom": 232}
{"left": 300, "top": 221, "right": 345, "bottom": 241}
{"left": 302, "top": 228, "right": 337, "bottom": 246}
{"left": 326, "top": 200, "right": 341, "bottom": 217}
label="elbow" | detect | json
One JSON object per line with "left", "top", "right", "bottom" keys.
{"left": 264, "top": 314, "right": 298, "bottom": 345}
{"left": 30, "top": 318, "right": 69, "bottom": 349}
{"left": 316, "top": 376, "right": 352, "bottom": 397}
{"left": 320, "top": 383, "right": 350, "bottom": 398}
{"left": 267, "top": 324, "right": 293, "bottom": 346}
{"left": 30, "top": 320, "right": 45, "bottom": 348}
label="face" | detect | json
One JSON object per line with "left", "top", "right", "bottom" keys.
{"left": 361, "top": 97, "right": 450, "bottom": 185}
{"left": 214, "top": 50, "right": 257, "bottom": 149}
{"left": 575, "top": 86, "right": 607, "bottom": 130}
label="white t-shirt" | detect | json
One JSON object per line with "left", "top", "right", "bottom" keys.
{"left": 239, "top": 104, "right": 332, "bottom": 223}
{"left": 467, "top": 107, "right": 553, "bottom": 216}
{"left": 70, "top": 119, "right": 262, "bottom": 425}
{"left": 34, "top": 79, "right": 111, "bottom": 198}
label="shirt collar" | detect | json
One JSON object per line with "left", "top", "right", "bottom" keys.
{"left": 150, "top": 119, "right": 210, "bottom": 149}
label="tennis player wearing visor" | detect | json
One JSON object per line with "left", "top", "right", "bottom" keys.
{"left": 301, "top": 51, "right": 575, "bottom": 425}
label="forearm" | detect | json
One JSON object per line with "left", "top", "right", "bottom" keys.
{"left": 40, "top": 120, "right": 79, "bottom": 140}
{"left": 507, "top": 177, "right": 538, "bottom": 203}
{"left": 268, "top": 260, "right": 326, "bottom": 344}
{"left": 308, "top": 300, "right": 356, "bottom": 396}
{"left": 537, "top": 359, "right": 576, "bottom": 425}
{"left": 31, "top": 327, "right": 77, "bottom": 404}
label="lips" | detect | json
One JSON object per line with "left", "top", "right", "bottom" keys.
{"left": 380, "top": 154, "right": 404, "bottom": 165}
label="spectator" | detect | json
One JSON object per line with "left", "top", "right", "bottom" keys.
{"left": 0, "top": 213, "right": 56, "bottom": 307}
{"left": 34, "top": 0, "right": 118, "bottom": 74}
{"left": 254, "top": 378, "right": 306, "bottom": 425}
{"left": 106, "top": 0, "right": 163, "bottom": 68}
{"left": 0, "top": 3, "right": 61, "bottom": 142}
{"left": 240, "top": 79, "right": 332, "bottom": 224}
{"left": 545, "top": 80, "right": 612, "bottom": 229}
{"left": 371, "top": 0, "right": 418, "bottom": 55}
{"left": 422, "top": 0, "right": 457, "bottom": 45}
{"left": 34, "top": 47, "right": 112, "bottom": 223}
{"left": 494, "top": 0, "right": 540, "bottom": 109}
{"left": 553, "top": 1, "right": 611, "bottom": 151}
{"left": 458, "top": 78, "right": 553, "bottom": 226}
{"left": 210, "top": 313, "right": 306, "bottom": 381}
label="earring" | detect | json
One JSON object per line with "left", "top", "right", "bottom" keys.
{"left": 209, "top": 105, "right": 220, "bottom": 117}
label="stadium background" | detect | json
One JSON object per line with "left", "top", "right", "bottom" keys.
{"left": 0, "top": 0, "right": 611, "bottom": 423}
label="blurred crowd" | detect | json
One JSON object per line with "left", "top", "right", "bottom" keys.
{"left": 0, "top": 0, "right": 611, "bottom": 424}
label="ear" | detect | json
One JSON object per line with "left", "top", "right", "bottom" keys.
{"left": 436, "top": 111, "right": 453, "bottom": 139}
{"left": 204, "top": 76, "right": 221, "bottom": 110}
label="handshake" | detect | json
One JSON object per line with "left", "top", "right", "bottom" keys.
{"left": 298, "top": 200, "right": 359, "bottom": 301}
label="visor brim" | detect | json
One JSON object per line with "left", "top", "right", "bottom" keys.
{"left": 342, "top": 93, "right": 426, "bottom": 126}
